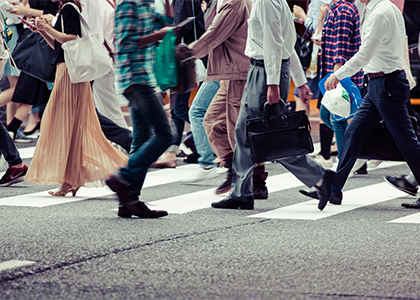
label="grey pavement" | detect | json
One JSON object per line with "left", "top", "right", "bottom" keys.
{"left": 1, "top": 146, "right": 420, "bottom": 300}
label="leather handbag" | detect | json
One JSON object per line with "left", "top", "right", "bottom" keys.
{"left": 173, "top": 43, "right": 196, "bottom": 94}
{"left": 12, "top": 28, "right": 56, "bottom": 82}
{"left": 359, "top": 116, "right": 420, "bottom": 161}
{"left": 294, "top": 28, "right": 313, "bottom": 70}
{"left": 61, "top": 3, "right": 112, "bottom": 83}
{"left": 246, "top": 101, "right": 314, "bottom": 163}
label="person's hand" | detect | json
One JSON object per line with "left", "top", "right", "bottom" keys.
{"left": 156, "top": 26, "right": 174, "bottom": 39}
{"left": 319, "top": 3, "right": 330, "bottom": 20}
{"left": 42, "top": 14, "right": 55, "bottom": 26}
{"left": 312, "top": 37, "right": 322, "bottom": 47}
{"left": 267, "top": 85, "right": 280, "bottom": 105}
{"left": 293, "top": 5, "right": 307, "bottom": 23}
{"left": 34, "top": 16, "right": 50, "bottom": 32}
{"left": 325, "top": 74, "right": 340, "bottom": 91}
{"left": 297, "top": 84, "right": 313, "bottom": 105}
{"left": 201, "top": 0, "right": 207, "bottom": 12}
{"left": 8, "top": 4, "right": 31, "bottom": 17}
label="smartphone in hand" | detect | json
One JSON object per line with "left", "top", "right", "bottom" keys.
{"left": 18, "top": 17, "right": 36, "bottom": 29}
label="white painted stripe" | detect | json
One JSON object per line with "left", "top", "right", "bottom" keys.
{"left": 131, "top": 173, "right": 304, "bottom": 214}
{"left": 248, "top": 182, "right": 406, "bottom": 220}
{"left": 0, "top": 260, "right": 36, "bottom": 271}
{"left": 389, "top": 212, "right": 420, "bottom": 224}
{"left": 19, "top": 147, "right": 36, "bottom": 159}
{"left": 0, "top": 164, "right": 224, "bottom": 207}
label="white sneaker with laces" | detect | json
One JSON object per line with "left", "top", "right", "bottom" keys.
{"left": 179, "top": 165, "right": 218, "bottom": 183}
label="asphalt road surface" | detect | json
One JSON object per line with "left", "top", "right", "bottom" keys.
{"left": 1, "top": 141, "right": 420, "bottom": 300}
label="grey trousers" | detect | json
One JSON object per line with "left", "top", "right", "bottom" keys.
{"left": 230, "top": 59, "right": 325, "bottom": 200}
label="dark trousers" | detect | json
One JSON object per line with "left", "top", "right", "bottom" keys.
{"left": 170, "top": 91, "right": 190, "bottom": 148}
{"left": 96, "top": 110, "right": 132, "bottom": 154}
{"left": 230, "top": 59, "right": 325, "bottom": 200}
{"left": 0, "top": 122, "right": 22, "bottom": 167}
{"left": 334, "top": 71, "right": 420, "bottom": 189}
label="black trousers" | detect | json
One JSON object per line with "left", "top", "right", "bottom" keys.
{"left": 96, "top": 110, "right": 132, "bottom": 154}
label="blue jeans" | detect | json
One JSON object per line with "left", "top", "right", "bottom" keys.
{"left": 319, "top": 104, "right": 348, "bottom": 160}
{"left": 168, "top": 91, "right": 191, "bottom": 152}
{"left": 119, "top": 85, "right": 172, "bottom": 198}
{"left": 189, "top": 81, "right": 220, "bottom": 166}
{"left": 333, "top": 71, "right": 420, "bottom": 190}
{"left": 0, "top": 122, "right": 22, "bottom": 166}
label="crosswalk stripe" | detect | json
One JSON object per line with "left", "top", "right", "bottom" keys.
{"left": 388, "top": 212, "right": 420, "bottom": 224}
{"left": 0, "top": 164, "right": 223, "bottom": 207}
{"left": 248, "top": 182, "right": 406, "bottom": 220}
{"left": 0, "top": 260, "right": 36, "bottom": 271}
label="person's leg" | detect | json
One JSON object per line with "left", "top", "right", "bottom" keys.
{"left": 333, "top": 93, "right": 382, "bottom": 191}
{"left": 23, "top": 106, "right": 41, "bottom": 135}
{"left": 374, "top": 73, "right": 420, "bottom": 185}
{"left": 96, "top": 110, "right": 133, "bottom": 154}
{"left": 6, "top": 103, "right": 32, "bottom": 134}
{"left": 329, "top": 115, "right": 348, "bottom": 161}
{"left": 0, "top": 122, "right": 27, "bottom": 186}
{"left": 92, "top": 71, "right": 129, "bottom": 129}
{"left": 189, "top": 81, "right": 220, "bottom": 166}
{"left": 0, "top": 76, "right": 18, "bottom": 109}
{"left": 179, "top": 81, "right": 221, "bottom": 183}
{"left": 118, "top": 85, "right": 172, "bottom": 198}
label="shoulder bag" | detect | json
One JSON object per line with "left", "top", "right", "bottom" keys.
{"left": 61, "top": 3, "right": 112, "bottom": 83}
{"left": 12, "top": 28, "right": 55, "bottom": 82}
{"left": 246, "top": 101, "right": 314, "bottom": 163}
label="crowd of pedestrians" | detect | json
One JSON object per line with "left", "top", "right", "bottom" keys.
{"left": 1, "top": 0, "right": 420, "bottom": 216}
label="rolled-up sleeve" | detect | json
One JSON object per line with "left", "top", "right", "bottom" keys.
{"left": 114, "top": 1, "right": 141, "bottom": 54}
{"left": 258, "top": 0, "right": 284, "bottom": 85}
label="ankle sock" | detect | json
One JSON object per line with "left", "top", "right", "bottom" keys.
{"left": 6, "top": 118, "right": 23, "bottom": 134}
{"left": 319, "top": 123, "right": 333, "bottom": 160}
{"left": 253, "top": 165, "right": 265, "bottom": 175}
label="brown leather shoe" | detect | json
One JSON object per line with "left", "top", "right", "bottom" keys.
{"left": 125, "top": 201, "right": 168, "bottom": 218}
{"left": 150, "top": 160, "right": 177, "bottom": 168}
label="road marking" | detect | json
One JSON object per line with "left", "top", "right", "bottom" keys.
{"left": 0, "top": 164, "right": 223, "bottom": 207}
{"left": 389, "top": 212, "right": 420, "bottom": 224}
{"left": 248, "top": 182, "right": 406, "bottom": 220}
{"left": 0, "top": 260, "right": 36, "bottom": 271}
{"left": 129, "top": 173, "right": 305, "bottom": 214}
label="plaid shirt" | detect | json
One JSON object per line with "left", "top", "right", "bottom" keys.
{"left": 320, "top": 0, "right": 363, "bottom": 87}
{"left": 114, "top": 0, "right": 172, "bottom": 93}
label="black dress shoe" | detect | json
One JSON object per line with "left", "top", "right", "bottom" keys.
{"left": 299, "top": 189, "right": 342, "bottom": 205}
{"left": 315, "top": 170, "right": 336, "bottom": 211}
{"left": 385, "top": 175, "right": 418, "bottom": 196}
{"left": 124, "top": 201, "right": 168, "bottom": 218}
{"left": 211, "top": 197, "right": 254, "bottom": 210}
{"left": 401, "top": 198, "right": 420, "bottom": 209}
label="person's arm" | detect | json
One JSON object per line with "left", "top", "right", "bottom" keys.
{"left": 8, "top": 2, "right": 45, "bottom": 18}
{"left": 332, "top": 8, "right": 357, "bottom": 69}
{"left": 35, "top": 16, "right": 77, "bottom": 46}
{"left": 189, "top": 3, "right": 240, "bottom": 58}
{"left": 290, "top": 50, "right": 313, "bottom": 104}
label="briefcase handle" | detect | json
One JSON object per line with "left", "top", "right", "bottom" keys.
{"left": 262, "top": 100, "right": 288, "bottom": 120}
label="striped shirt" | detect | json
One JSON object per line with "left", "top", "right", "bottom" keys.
{"left": 320, "top": 0, "right": 363, "bottom": 87}
{"left": 114, "top": 0, "right": 172, "bottom": 93}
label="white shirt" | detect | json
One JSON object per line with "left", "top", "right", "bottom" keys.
{"left": 100, "top": 0, "right": 116, "bottom": 52}
{"left": 335, "top": 0, "right": 405, "bottom": 80}
{"left": 244, "top": 0, "right": 298, "bottom": 85}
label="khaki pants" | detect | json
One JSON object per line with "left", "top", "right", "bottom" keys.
{"left": 203, "top": 79, "right": 246, "bottom": 159}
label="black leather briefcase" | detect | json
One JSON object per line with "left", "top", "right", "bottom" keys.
{"left": 359, "top": 116, "right": 420, "bottom": 161}
{"left": 246, "top": 102, "right": 314, "bottom": 163}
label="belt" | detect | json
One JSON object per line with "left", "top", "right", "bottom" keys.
{"left": 366, "top": 69, "right": 404, "bottom": 80}
{"left": 250, "top": 58, "right": 290, "bottom": 68}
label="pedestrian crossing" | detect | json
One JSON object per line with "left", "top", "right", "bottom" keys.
{"left": 1, "top": 153, "right": 419, "bottom": 223}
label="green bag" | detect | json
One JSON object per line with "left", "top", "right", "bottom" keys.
{"left": 154, "top": 29, "right": 178, "bottom": 91}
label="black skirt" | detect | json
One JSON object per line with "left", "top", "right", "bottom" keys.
{"left": 11, "top": 72, "right": 52, "bottom": 105}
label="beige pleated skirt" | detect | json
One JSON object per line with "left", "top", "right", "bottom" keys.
{"left": 25, "top": 63, "right": 128, "bottom": 187}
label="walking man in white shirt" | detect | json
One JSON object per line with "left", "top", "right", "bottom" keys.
{"left": 211, "top": 0, "right": 335, "bottom": 210}
{"left": 324, "top": 0, "right": 420, "bottom": 209}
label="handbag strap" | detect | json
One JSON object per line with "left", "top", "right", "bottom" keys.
{"left": 61, "top": 2, "right": 93, "bottom": 37}
{"left": 191, "top": 0, "right": 197, "bottom": 41}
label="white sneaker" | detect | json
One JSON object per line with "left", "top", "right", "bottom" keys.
{"left": 179, "top": 165, "right": 218, "bottom": 183}
{"left": 314, "top": 155, "right": 333, "bottom": 168}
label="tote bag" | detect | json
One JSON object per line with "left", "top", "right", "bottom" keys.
{"left": 154, "top": 29, "right": 178, "bottom": 91}
{"left": 61, "top": 3, "right": 112, "bottom": 83}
